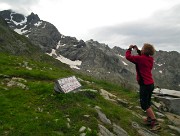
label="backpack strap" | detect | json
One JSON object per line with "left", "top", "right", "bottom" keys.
{"left": 135, "top": 49, "right": 144, "bottom": 85}
{"left": 136, "top": 64, "right": 144, "bottom": 85}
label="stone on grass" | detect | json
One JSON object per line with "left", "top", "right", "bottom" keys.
{"left": 79, "top": 126, "right": 86, "bottom": 132}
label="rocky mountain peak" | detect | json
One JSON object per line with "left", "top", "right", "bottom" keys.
{"left": 56, "top": 38, "right": 180, "bottom": 90}
{"left": 60, "top": 36, "right": 79, "bottom": 46}
{"left": 86, "top": 39, "right": 102, "bottom": 47}
{"left": 85, "top": 39, "right": 111, "bottom": 53}
{"left": 0, "top": 10, "right": 11, "bottom": 19}
{"left": 27, "top": 12, "right": 40, "bottom": 24}
{"left": 0, "top": 10, "right": 25, "bottom": 24}
{"left": 0, "top": 10, "right": 61, "bottom": 52}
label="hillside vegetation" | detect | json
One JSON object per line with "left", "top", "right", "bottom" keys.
{"left": 0, "top": 53, "right": 178, "bottom": 136}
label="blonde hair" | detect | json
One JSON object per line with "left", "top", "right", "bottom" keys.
{"left": 142, "top": 43, "right": 155, "bottom": 56}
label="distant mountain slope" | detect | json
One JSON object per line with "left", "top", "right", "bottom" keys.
{"left": 52, "top": 37, "right": 180, "bottom": 91}
{"left": 53, "top": 38, "right": 137, "bottom": 89}
{"left": 153, "top": 50, "right": 180, "bottom": 90}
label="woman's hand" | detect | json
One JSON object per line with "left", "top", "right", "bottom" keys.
{"left": 133, "top": 45, "right": 138, "bottom": 50}
{"left": 129, "top": 45, "right": 134, "bottom": 49}
{"left": 129, "top": 45, "right": 138, "bottom": 50}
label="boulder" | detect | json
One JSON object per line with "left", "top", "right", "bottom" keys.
{"left": 154, "top": 94, "right": 180, "bottom": 115}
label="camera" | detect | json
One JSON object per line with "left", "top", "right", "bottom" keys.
{"left": 132, "top": 45, "right": 136, "bottom": 48}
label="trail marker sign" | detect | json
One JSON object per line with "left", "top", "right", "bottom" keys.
{"left": 54, "top": 76, "right": 81, "bottom": 93}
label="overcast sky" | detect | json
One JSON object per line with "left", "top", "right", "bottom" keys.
{"left": 0, "top": 0, "right": 180, "bottom": 52}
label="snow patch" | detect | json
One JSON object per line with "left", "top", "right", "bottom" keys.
{"left": 10, "top": 13, "right": 27, "bottom": 26}
{"left": 56, "top": 41, "right": 61, "bottom": 49}
{"left": 119, "top": 54, "right": 125, "bottom": 58}
{"left": 34, "top": 21, "right": 42, "bottom": 27}
{"left": 157, "top": 63, "right": 163, "bottom": 66}
{"left": 14, "top": 25, "right": 28, "bottom": 35}
{"left": 9, "top": 12, "right": 29, "bottom": 35}
{"left": 47, "top": 49, "right": 82, "bottom": 70}
{"left": 122, "top": 61, "right": 128, "bottom": 66}
{"left": 61, "top": 35, "right": 66, "bottom": 38}
{"left": 14, "top": 28, "right": 23, "bottom": 34}
{"left": 60, "top": 44, "right": 66, "bottom": 47}
{"left": 56, "top": 40, "right": 66, "bottom": 49}
{"left": 159, "top": 70, "right": 163, "bottom": 74}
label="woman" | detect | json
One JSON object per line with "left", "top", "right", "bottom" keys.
{"left": 125, "top": 43, "right": 161, "bottom": 131}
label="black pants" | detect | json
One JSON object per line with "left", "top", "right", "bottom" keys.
{"left": 139, "top": 84, "right": 154, "bottom": 111}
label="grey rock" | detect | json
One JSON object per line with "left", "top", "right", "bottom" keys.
{"left": 132, "top": 122, "right": 159, "bottom": 136}
{"left": 154, "top": 94, "right": 180, "bottom": 115}
{"left": 98, "top": 124, "right": 115, "bottom": 136}
{"left": 113, "top": 123, "right": 128, "bottom": 136}
{"left": 79, "top": 126, "right": 86, "bottom": 133}
{"left": 79, "top": 89, "right": 98, "bottom": 93}
{"left": 0, "top": 74, "right": 10, "bottom": 78}
{"left": 168, "top": 125, "right": 180, "bottom": 134}
{"left": 165, "top": 113, "right": 180, "bottom": 126}
{"left": 80, "top": 133, "right": 86, "bottom": 136}
{"left": 6, "top": 77, "right": 29, "bottom": 90}
{"left": 117, "top": 98, "right": 129, "bottom": 106}
{"left": 99, "top": 89, "right": 117, "bottom": 102}
{"left": 66, "top": 122, "right": 70, "bottom": 128}
{"left": 95, "top": 108, "right": 111, "bottom": 125}
{"left": 155, "top": 112, "right": 165, "bottom": 117}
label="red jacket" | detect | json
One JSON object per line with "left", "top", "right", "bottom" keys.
{"left": 125, "top": 50, "right": 154, "bottom": 85}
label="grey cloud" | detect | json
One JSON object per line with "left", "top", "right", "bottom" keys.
{"left": 0, "top": 0, "right": 40, "bottom": 14}
{"left": 90, "top": 4, "right": 180, "bottom": 52}
{"left": 0, "top": 0, "right": 40, "bottom": 5}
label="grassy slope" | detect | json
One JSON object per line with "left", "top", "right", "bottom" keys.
{"left": 0, "top": 53, "right": 177, "bottom": 136}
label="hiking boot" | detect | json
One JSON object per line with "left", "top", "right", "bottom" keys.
{"left": 143, "top": 117, "right": 151, "bottom": 126}
{"left": 150, "top": 119, "right": 161, "bottom": 131}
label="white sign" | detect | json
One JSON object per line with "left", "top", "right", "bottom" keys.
{"left": 55, "top": 76, "right": 81, "bottom": 93}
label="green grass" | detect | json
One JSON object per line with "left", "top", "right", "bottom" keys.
{"left": 0, "top": 53, "right": 178, "bottom": 136}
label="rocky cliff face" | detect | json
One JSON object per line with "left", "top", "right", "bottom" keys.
{"left": 0, "top": 10, "right": 61, "bottom": 52}
{"left": 153, "top": 50, "right": 180, "bottom": 90}
{"left": 1, "top": 10, "right": 179, "bottom": 91}
{"left": 56, "top": 36, "right": 180, "bottom": 90}
{"left": 55, "top": 38, "right": 137, "bottom": 89}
